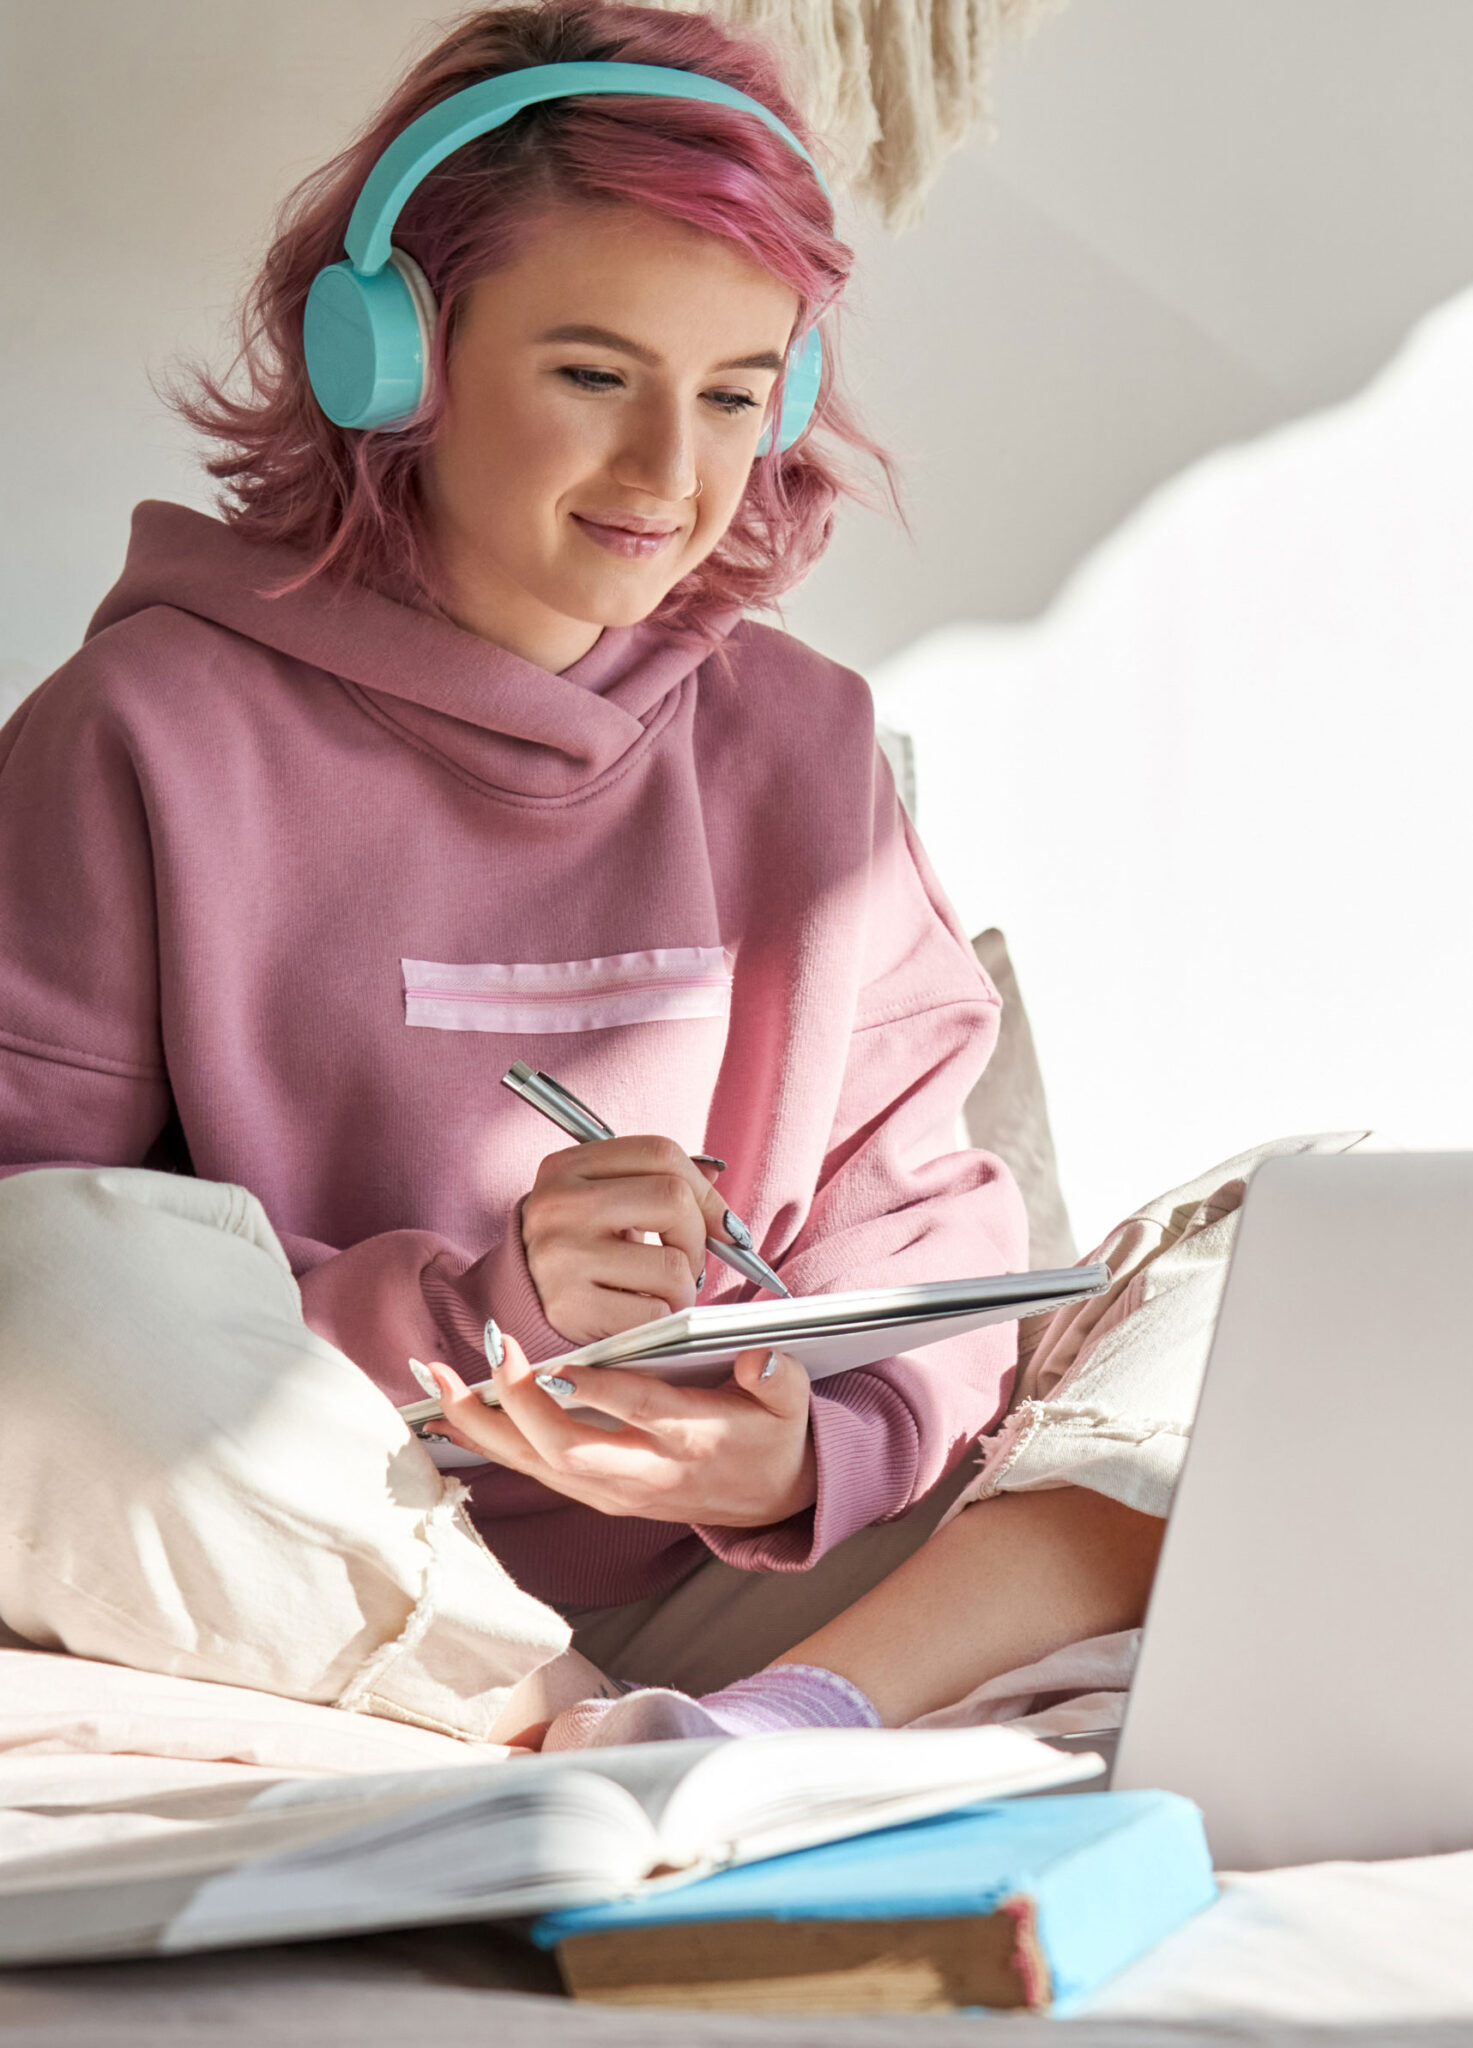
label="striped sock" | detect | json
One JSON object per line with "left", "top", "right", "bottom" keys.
{"left": 542, "top": 1663, "right": 881, "bottom": 1752}
{"left": 695, "top": 1664, "right": 882, "bottom": 1735}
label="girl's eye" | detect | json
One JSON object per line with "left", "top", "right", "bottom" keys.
{"left": 555, "top": 367, "right": 757, "bottom": 414}
{"left": 559, "top": 367, "right": 624, "bottom": 392}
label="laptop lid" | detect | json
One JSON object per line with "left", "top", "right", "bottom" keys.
{"left": 1112, "top": 1150, "right": 1473, "bottom": 1870}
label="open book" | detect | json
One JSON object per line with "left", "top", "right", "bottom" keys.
{"left": 400, "top": 1264, "right": 1111, "bottom": 1429}
{"left": 0, "top": 1725, "right": 1101, "bottom": 1966}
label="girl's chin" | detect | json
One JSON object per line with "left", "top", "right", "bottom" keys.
{"left": 546, "top": 565, "right": 684, "bottom": 629}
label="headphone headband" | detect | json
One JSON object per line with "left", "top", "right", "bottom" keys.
{"left": 347, "top": 61, "right": 831, "bottom": 274}
{"left": 305, "top": 59, "right": 828, "bottom": 444}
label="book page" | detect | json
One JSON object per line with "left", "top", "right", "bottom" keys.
{"left": 538, "top": 1738, "right": 729, "bottom": 1833}
{"left": 0, "top": 1759, "right": 677, "bottom": 1965}
{"left": 655, "top": 1725, "right": 1103, "bottom": 1870}
{"left": 160, "top": 1775, "right": 658, "bottom": 1955}
{"left": 0, "top": 1742, "right": 725, "bottom": 1901}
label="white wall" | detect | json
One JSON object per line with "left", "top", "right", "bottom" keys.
{"left": 0, "top": 0, "right": 448, "bottom": 704}
{"left": 874, "top": 294, "right": 1473, "bottom": 1245}
{"left": 784, "top": 0, "right": 1473, "bottom": 666}
{"left": 8, "top": 1, "right": 1473, "bottom": 694}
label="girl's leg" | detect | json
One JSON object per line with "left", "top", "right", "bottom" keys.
{"left": 775, "top": 1484, "right": 1164, "bottom": 1727}
{"left": 544, "top": 1483, "right": 1162, "bottom": 1747}
{"left": 564, "top": 1452, "right": 978, "bottom": 1696}
{"left": 0, "top": 1166, "right": 574, "bottom": 1743}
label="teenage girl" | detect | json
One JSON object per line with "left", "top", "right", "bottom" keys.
{"left": 0, "top": 1, "right": 1159, "bottom": 1748}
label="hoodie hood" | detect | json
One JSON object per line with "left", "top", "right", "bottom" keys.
{"left": 86, "top": 502, "right": 734, "bottom": 800}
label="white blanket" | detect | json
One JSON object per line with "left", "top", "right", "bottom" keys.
{"left": 0, "top": 1646, "right": 503, "bottom": 1869}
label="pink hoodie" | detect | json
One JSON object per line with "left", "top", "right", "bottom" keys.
{"left": 0, "top": 502, "right": 1026, "bottom": 1607}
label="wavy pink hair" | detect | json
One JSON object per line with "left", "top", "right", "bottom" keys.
{"left": 177, "top": 0, "right": 891, "bottom": 636}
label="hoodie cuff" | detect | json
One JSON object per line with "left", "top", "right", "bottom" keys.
{"left": 692, "top": 1373, "right": 923, "bottom": 1572}
{"left": 423, "top": 1211, "right": 571, "bottom": 1373}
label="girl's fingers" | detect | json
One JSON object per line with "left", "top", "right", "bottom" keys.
{"left": 580, "top": 1171, "right": 709, "bottom": 1277}
{"left": 528, "top": 1159, "right": 709, "bottom": 1287}
{"left": 568, "top": 1236, "right": 703, "bottom": 1314}
{"left": 415, "top": 1348, "right": 686, "bottom": 1511}
{"left": 491, "top": 1338, "right": 662, "bottom": 1472}
{"left": 553, "top": 1133, "right": 710, "bottom": 1194}
{"left": 524, "top": 1352, "right": 808, "bottom": 1444}
{"left": 417, "top": 1360, "right": 541, "bottom": 1472}
{"left": 418, "top": 1356, "right": 470, "bottom": 1411}
{"left": 560, "top": 1285, "right": 678, "bottom": 1340}
{"left": 684, "top": 1164, "right": 739, "bottom": 1247}
{"left": 530, "top": 1361, "right": 716, "bottom": 1433}
{"left": 582, "top": 1137, "right": 735, "bottom": 1265}
{"left": 730, "top": 1347, "right": 810, "bottom": 1418}
{"left": 419, "top": 1357, "right": 629, "bottom": 1500}
{"left": 416, "top": 1335, "right": 810, "bottom": 1526}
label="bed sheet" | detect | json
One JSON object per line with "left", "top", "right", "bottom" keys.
{"left": 1077, "top": 1848, "right": 1473, "bottom": 2023}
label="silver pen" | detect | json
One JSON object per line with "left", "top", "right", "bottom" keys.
{"left": 501, "top": 1061, "right": 791, "bottom": 1298}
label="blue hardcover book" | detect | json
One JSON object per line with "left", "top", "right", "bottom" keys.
{"left": 532, "top": 1790, "right": 1215, "bottom": 2014}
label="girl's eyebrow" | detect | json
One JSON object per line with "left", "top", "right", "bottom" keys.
{"left": 537, "top": 323, "right": 785, "bottom": 375}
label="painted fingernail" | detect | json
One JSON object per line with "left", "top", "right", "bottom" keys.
{"left": 421, "top": 1430, "right": 451, "bottom": 1443}
{"left": 483, "top": 1318, "right": 505, "bottom": 1370}
{"left": 692, "top": 1153, "right": 728, "bottom": 1172}
{"left": 408, "top": 1358, "right": 440, "bottom": 1398}
{"left": 696, "top": 1265, "right": 707, "bottom": 1293}
{"left": 760, "top": 1350, "right": 779, "bottom": 1380}
{"left": 536, "top": 1372, "right": 577, "bottom": 1399}
{"left": 723, "top": 1207, "right": 753, "bottom": 1250}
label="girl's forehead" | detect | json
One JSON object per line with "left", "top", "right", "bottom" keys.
{"left": 468, "top": 202, "right": 798, "bottom": 328}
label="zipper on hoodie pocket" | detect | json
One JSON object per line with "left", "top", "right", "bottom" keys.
{"left": 400, "top": 948, "right": 733, "bottom": 1034}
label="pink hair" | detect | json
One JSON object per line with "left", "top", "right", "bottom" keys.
{"left": 177, "top": 0, "right": 892, "bottom": 637}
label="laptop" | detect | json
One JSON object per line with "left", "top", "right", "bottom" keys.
{"left": 1110, "top": 1149, "right": 1473, "bottom": 1870}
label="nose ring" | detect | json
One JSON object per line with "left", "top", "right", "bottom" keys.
{"left": 691, "top": 477, "right": 704, "bottom": 500}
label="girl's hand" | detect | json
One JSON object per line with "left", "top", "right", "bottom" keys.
{"left": 520, "top": 1134, "right": 734, "bottom": 1344}
{"left": 420, "top": 1333, "right": 817, "bottom": 1529}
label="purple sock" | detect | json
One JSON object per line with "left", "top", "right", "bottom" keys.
{"left": 541, "top": 1662, "right": 882, "bottom": 1751}
{"left": 694, "top": 1662, "right": 882, "bottom": 1736}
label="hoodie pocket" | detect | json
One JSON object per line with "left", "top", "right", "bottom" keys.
{"left": 401, "top": 948, "right": 733, "bottom": 1035}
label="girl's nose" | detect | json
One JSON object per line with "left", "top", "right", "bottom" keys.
{"left": 613, "top": 401, "right": 700, "bottom": 504}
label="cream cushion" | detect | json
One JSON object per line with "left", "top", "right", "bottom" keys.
{"left": 962, "top": 1129, "right": 1374, "bottom": 1519}
{"left": 963, "top": 927, "right": 1078, "bottom": 1271}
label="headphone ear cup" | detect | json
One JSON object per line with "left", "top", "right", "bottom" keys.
{"left": 756, "top": 325, "right": 823, "bottom": 458}
{"left": 303, "top": 249, "right": 437, "bottom": 432}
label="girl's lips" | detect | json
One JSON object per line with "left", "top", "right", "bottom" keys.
{"left": 571, "top": 514, "right": 681, "bottom": 561}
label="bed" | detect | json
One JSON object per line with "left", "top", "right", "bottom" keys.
{"left": 1, "top": 1643, "right": 1470, "bottom": 2041}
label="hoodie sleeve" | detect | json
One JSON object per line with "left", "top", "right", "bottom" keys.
{"left": 692, "top": 778, "right": 1030, "bottom": 1574}
{"left": 280, "top": 1207, "right": 574, "bottom": 1408}
{"left": 0, "top": 686, "right": 174, "bottom": 1172}
{"left": 0, "top": 673, "right": 566, "bottom": 1399}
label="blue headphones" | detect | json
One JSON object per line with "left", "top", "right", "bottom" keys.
{"left": 303, "top": 60, "right": 828, "bottom": 453}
